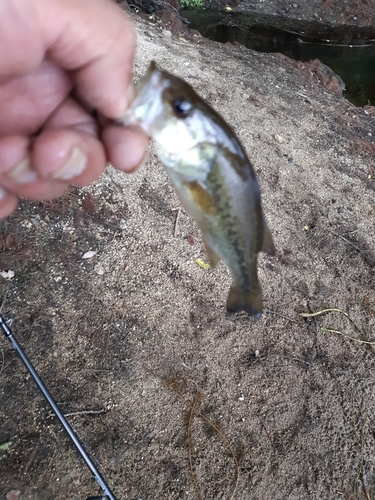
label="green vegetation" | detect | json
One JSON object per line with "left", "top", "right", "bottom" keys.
{"left": 178, "top": 0, "right": 203, "bottom": 9}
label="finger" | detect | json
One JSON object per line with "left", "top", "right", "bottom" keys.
{"left": 0, "top": 98, "right": 106, "bottom": 192}
{"left": 0, "top": 135, "right": 70, "bottom": 199}
{"left": 0, "top": 177, "right": 70, "bottom": 200}
{"left": 31, "top": 97, "right": 106, "bottom": 185}
{"left": 0, "top": 1, "right": 44, "bottom": 76}
{"left": 0, "top": 60, "right": 72, "bottom": 136}
{"left": 0, "top": 135, "right": 31, "bottom": 176}
{"left": 32, "top": 130, "right": 106, "bottom": 186}
{"left": 102, "top": 125, "right": 149, "bottom": 173}
{"left": 41, "top": 0, "right": 135, "bottom": 118}
{"left": 1, "top": 0, "right": 134, "bottom": 118}
{"left": 0, "top": 188, "right": 18, "bottom": 220}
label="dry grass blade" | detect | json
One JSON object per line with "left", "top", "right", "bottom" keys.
{"left": 321, "top": 327, "right": 375, "bottom": 346}
{"left": 300, "top": 308, "right": 375, "bottom": 346}
{"left": 147, "top": 368, "right": 240, "bottom": 500}
{"left": 363, "top": 485, "right": 371, "bottom": 500}
{"left": 301, "top": 307, "right": 353, "bottom": 321}
{"left": 186, "top": 385, "right": 204, "bottom": 500}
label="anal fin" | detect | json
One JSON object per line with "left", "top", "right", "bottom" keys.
{"left": 203, "top": 238, "right": 221, "bottom": 268}
{"left": 261, "top": 220, "right": 276, "bottom": 256}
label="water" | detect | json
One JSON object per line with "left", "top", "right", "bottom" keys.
{"left": 182, "top": 10, "right": 375, "bottom": 107}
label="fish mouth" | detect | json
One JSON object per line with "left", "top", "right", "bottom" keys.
{"left": 119, "top": 62, "right": 166, "bottom": 136}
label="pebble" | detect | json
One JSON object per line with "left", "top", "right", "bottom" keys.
{"left": 94, "top": 264, "right": 105, "bottom": 275}
{"left": 274, "top": 133, "right": 285, "bottom": 143}
{"left": 6, "top": 492, "right": 20, "bottom": 500}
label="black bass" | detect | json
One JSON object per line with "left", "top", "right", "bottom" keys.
{"left": 121, "top": 62, "right": 275, "bottom": 316}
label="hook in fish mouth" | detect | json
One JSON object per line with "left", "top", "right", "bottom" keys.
{"left": 117, "top": 62, "right": 166, "bottom": 136}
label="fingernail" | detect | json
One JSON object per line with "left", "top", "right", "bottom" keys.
{"left": 126, "top": 83, "right": 135, "bottom": 104}
{"left": 0, "top": 186, "right": 6, "bottom": 201}
{"left": 7, "top": 157, "right": 37, "bottom": 184}
{"left": 52, "top": 147, "right": 87, "bottom": 180}
{"left": 116, "top": 97, "right": 128, "bottom": 118}
{"left": 116, "top": 84, "right": 135, "bottom": 118}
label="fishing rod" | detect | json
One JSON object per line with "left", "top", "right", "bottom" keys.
{"left": 0, "top": 314, "right": 116, "bottom": 500}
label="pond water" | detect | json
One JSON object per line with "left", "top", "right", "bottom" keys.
{"left": 182, "top": 10, "right": 375, "bottom": 107}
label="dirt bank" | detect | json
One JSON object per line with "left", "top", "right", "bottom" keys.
{"left": 1, "top": 13, "right": 375, "bottom": 500}
{"left": 221, "top": 0, "right": 375, "bottom": 30}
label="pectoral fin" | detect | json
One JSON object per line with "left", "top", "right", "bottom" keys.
{"left": 261, "top": 220, "right": 276, "bottom": 256}
{"left": 226, "top": 282, "right": 263, "bottom": 317}
{"left": 203, "top": 239, "right": 221, "bottom": 268}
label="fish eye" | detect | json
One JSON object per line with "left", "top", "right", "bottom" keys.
{"left": 172, "top": 98, "right": 192, "bottom": 118}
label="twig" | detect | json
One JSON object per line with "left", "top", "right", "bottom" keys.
{"left": 187, "top": 386, "right": 204, "bottom": 500}
{"left": 174, "top": 208, "right": 181, "bottom": 237}
{"left": 296, "top": 91, "right": 311, "bottom": 102}
{"left": 320, "top": 327, "right": 375, "bottom": 346}
{"left": 0, "top": 294, "right": 8, "bottom": 374}
{"left": 63, "top": 409, "right": 106, "bottom": 417}
{"left": 0, "top": 346, "right": 4, "bottom": 375}
{"left": 329, "top": 230, "right": 361, "bottom": 252}
{"left": 264, "top": 308, "right": 299, "bottom": 324}
{"left": 0, "top": 292, "right": 7, "bottom": 313}
{"left": 300, "top": 308, "right": 374, "bottom": 346}
{"left": 301, "top": 308, "right": 358, "bottom": 329}
{"left": 175, "top": 379, "right": 240, "bottom": 500}
{"left": 258, "top": 416, "right": 273, "bottom": 447}
{"left": 147, "top": 368, "right": 240, "bottom": 500}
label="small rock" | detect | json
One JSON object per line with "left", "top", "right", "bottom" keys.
{"left": 163, "top": 30, "right": 172, "bottom": 38}
{"left": 82, "top": 250, "right": 97, "bottom": 259}
{"left": 6, "top": 491, "right": 21, "bottom": 500}
{"left": 0, "top": 270, "right": 14, "bottom": 280}
{"left": 94, "top": 264, "right": 105, "bottom": 275}
{"left": 274, "top": 134, "right": 285, "bottom": 143}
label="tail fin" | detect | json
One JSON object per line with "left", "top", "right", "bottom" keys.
{"left": 226, "top": 282, "right": 263, "bottom": 318}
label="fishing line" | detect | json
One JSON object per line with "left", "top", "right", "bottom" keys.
{"left": 0, "top": 314, "right": 116, "bottom": 500}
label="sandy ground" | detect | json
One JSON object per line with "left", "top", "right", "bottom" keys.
{"left": 1, "top": 13, "right": 375, "bottom": 500}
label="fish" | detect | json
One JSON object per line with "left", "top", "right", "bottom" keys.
{"left": 121, "top": 61, "right": 275, "bottom": 317}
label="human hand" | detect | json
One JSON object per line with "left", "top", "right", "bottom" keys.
{"left": 0, "top": 0, "right": 149, "bottom": 219}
